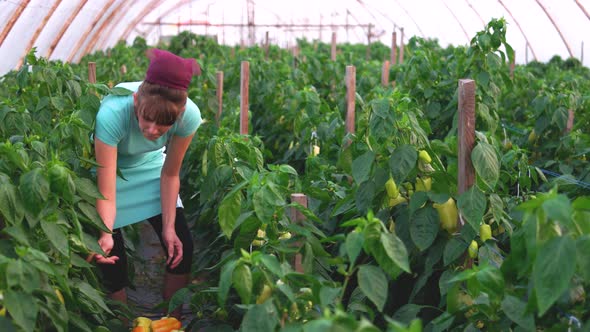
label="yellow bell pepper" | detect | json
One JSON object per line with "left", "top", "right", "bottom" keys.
{"left": 433, "top": 198, "right": 458, "bottom": 233}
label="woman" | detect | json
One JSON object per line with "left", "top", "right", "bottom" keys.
{"left": 92, "top": 48, "right": 202, "bottom": 319}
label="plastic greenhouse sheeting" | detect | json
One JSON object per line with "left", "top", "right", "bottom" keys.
{"left": 1, "top": 0, "right": 589, "bottom": 76}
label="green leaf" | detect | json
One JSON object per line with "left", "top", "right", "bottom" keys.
{"left": 276, "top": 281, "right": 296, "bottom": 303}
{"left": 74, "top": 178, "right": 104, "bottom": 202}
{"left": 50, "top": 96, "right": 67, "bottom": 111}
{"left": 7, "top": 260, "right": 40, "bottom": 292}
{"left": 409, "top": 192, "right": 429, "bottom": 216}
{"left": 380, "top": 233, "right": 410, "bottom": 273}
{"left": 392, "top": 304, "right": 424, "bottom": 325}
{"left": 501, "top": 295, "right": 535, "bottom": 330}
{"left": 80, "top": 94, "right": 101, "bottom": 112}
{"left": 241, "top": 301, "right": 279, "bottom": 332}
{"left": 457, "top": 186, "right": 486, "bottom": 231}
{"left": 30, "top": 141, "right": 47, "bottom": 159}
{"left": 475, "top": 265, "right": 505, "bottom": 298}
{"left": 168, "top": 287, "right": 191, "bottom": 314}
{"left": 388, "top": 145, "right": 417, "bottom": 184}
{"left": 577, "top": 236, "right": 590, "bottom": 280}
{"left": 352, "top": 151, "right": 375, "bottom": 184}
{"left": 260, "top": 254, "right": 282, "bottom": 277}
{"left": 81, "top": 231, "right": 104, "bottom": 254}
{"left": 109, "top": 86, "right": 134, "bottom": 96}
{"left": 4, "top": 290, "right": 38, "bottom": 332}
{"left": 551, "top": 107, "right": 568, "bottom": 131}
{"left": 428, "top": 312, "right": 455, "bottom": 332}
{"left": 302, "top": 319, "right": 332, "bottom": 332}
{"left": 471, "top": 142, "right": 499, "bottom": 189}
{"left": 533, "top": 236, "right": 576, "bottom": 315}
{"left": 3, "top": 224, "right": 30, "bottom": 246}
{"left": 77, "top": 202, "right": 109, "bottom": 232}
{"left": 319, "top": 286, "right": 341, "bottom": 307}
{"left": 443, "top": 237, "right": 469, "bottom": 266}
{"left": 489, "top": 193, "right": 505, "bottom": 223}
{"left": 345, "top": 230, "right": 363, "bottom": 264}
{"left": 542, "top": 194, "right": 572, "bottom": 225}
{"left": 19, "top": 168, "right": 50, "bottom": 217}
{"left": 0, "top": 174, "right": 24, "bottom": 224}
{"left": 410, "top": 207, "right": 439, "bottom": 251}
{"left": 355, "top": 180, "right": 375, "bottom": 215}
{"left": 218, "top": 190, "right": 242, "bottom": 238}
{"left": 218, "top": 259, "right": 238, "bottom": 306}
{"left": 572, "top": 197, "right": 590, "bottom": 211}
{"left": 76, "top": 280, "right": 113, "bottom": 314}
{"left": 253, "top": 182, "right": 285, "bottom": 223}
{"left": 0, "top": 316, "right": 17, "bottom": 332}
{"left": 40, "top": 220, "right": 69, "bottom": 256}
{"left": 233, "top": 263, "right": 253, "bottom": 304}
{"left": 331, "top": 195, "right": 355, "bottom": 217}
{"left": 358, "top": 265, "right": 388, "bottom": 311}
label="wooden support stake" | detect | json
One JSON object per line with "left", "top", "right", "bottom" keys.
{"left": 265, "top": 31, "right": 269, "bottom": 59}
{"left": 564, "top": 109, "right": 574, "bottom": 134}
{"left": 292, "top": 46, "right": 299, "bottom": 69}
{"left": 216, "top": 71, "right": 224, "bottom": 126}
{"left": 391, "top": 31, "right": 397, "bottom": 65}
{"left": 458, "top": 79, "right": 476, "bottom": 227}
{"left": 381, "top": 61, "right": 390, "bottom": 87}
{"left": 331, "top": 32, "right": 337, "bottom": 61}
{"left": 88, "top": 62, "right": 96, "bottom": 84}
{"left": 399, "top": 28, "right": 405, "bottom": 64}
{"left": 366, "top": 24, "right": 372, "bottom": 60}
{"left": 346, "top": 66, "right": 356, "bottom": 134}
{"left": 290, "top": 193, "right": 308, "bottom": 273}
{"left": 240, "top": 61, "right": 249, "bottom": 135}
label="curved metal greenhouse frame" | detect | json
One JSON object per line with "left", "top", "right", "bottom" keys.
{"left": 0, "top": 0, "right": 588, "bottom": 75}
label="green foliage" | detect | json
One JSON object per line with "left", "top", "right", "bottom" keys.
{"left": 0, "top": 50, "right": 123, "bottom": 331}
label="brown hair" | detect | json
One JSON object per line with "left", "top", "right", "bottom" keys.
{"left": 135, "top": 81, "right": 187, "bottom": 125}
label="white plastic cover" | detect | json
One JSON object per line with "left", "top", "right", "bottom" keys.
{"left": 1, "top": 0, "right": 589, "bottom": 76}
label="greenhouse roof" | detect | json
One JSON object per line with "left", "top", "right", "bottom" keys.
{"left": 1, "top": 0, "right": 588, "bottom": 75}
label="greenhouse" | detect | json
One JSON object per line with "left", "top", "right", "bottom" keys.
{"left": 0, "top": 0, "right": 589, "bottom": 331}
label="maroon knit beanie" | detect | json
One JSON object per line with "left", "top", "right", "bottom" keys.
{"left": 144, "top": 49, "right": 201, "bottom": 91}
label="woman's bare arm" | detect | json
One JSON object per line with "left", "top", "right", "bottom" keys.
{"left": 160, "top": 133, "right": 195, "bottom": 268}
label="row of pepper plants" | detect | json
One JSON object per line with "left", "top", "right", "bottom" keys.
{"left": 0, "top": 18, "right": 588, "bottom": 331}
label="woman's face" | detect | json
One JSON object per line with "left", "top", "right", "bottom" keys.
{"left": 137, "top": 116, "right": 172, "bottom": 140}
{"left": 133, "top": 93, "right": 174, "bottom": 140}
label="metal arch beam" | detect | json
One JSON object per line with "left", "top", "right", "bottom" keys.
{"left": 47, "top": 0, "right": 88, "bottom": 59}
{"left": 142, "top": 0, "right": 195, "bottom": 39}
{"left": 440, "top": 0, "right": 470, "bottom": 42}
{"left": 17, "top": 0, "right": 62, "bottom": 68}
{"left": 355, "top": 0, "right": 387, "bottom": 29}
{"left": 534, "top": 0, "right": 574, "bottom": 58}
{"left": 94, "top": 0, "right": 140, "bottom": 52}
{"left": 575, "top": 0, "right": 590, "bottom": 22}
{"left": 355, "top": 0, "right": 398, "bottom": 28}
{"left": 121, "top": 0, "right": 168, "bottom": 42}
{"left": 496, "top": 0, "right": 538, "bottom": 61}
{"left": 0, "top": 0, "right": 31, "bottom": 47}
{"left": 68, "top": 0, "right": 116, "bottom": 62}
{"left": 464, "top": 0, "right": 486, "bottom": 27}
{"left": 391, "top": 0, "right": 425, "bottom": 37}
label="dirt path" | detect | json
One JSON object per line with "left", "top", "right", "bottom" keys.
{"left": 126, "top": 222, "right": 194, "bottom": 324}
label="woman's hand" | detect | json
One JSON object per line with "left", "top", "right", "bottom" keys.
{"left": 162, "top": 228, "right": 183, "bottom": 269}
{"left": 92, "top": 233, "right": 119, "bottom": 264}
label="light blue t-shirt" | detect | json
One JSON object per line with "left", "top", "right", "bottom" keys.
{"left": 95, "top": 81, "right": 202, "bottom": 228}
